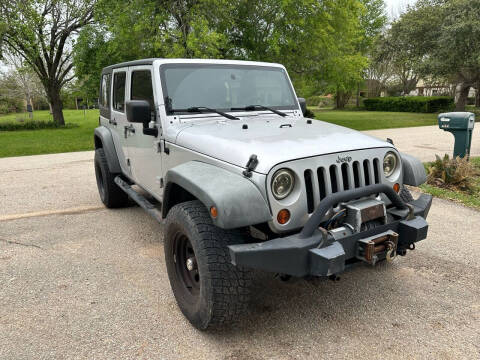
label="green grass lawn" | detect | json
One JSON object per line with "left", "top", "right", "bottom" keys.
{"left": 0, "top": 108, "right": 442, "bottom": 158}
{"left": 420, "top": 157, "right": 480, "bottom": 210}
{"left": 312, "top": 108, "right": 438, "bottom": 131}
{"left": 0, "top": 109, "right": 98, "bottom": 158}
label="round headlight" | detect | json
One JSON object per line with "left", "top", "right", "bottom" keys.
{"left": 383, "top": 152, "right": 398, "bottom": 177}
{"left": 271, "top": 169, "right": 295, "bottom": 200}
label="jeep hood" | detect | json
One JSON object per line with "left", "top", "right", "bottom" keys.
{"left": 172, "top": 116, "right": 393, "bottom": 174}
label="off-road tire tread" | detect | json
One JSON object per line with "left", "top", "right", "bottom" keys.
{"left": 94, "top": 148, "right": 129, "bottom": 208}
{"left": 165, "top": 200, "right": 252, "bottom": 329}
{"left": 399, "top": 185, "right": 414, "bottom": 203}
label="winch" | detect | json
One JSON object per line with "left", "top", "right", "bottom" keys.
{"left": 325, "top": 198, "right": 398, "bottom": 265}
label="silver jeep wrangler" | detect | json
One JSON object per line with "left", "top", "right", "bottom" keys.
{"left": 94, "top": 59, "right": 432, "bottom": 329}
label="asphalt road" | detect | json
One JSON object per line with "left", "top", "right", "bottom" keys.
{"left": 1, "top": 147, "right": 479, "bottom": 359}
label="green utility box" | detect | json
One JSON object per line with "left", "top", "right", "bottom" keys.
{"left": 438, "top": 112, "right": 475, "bottom": 159}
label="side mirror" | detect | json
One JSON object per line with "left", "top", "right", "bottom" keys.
{"left": 126, "top": 100, "right": 158, "bottom": 137}
{"left": 298, "top": 97, "right": 307, "bottom": 116}
{"left": 126, "top": 100, "right": 151, "bottom": 125}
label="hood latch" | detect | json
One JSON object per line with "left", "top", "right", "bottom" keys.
{"left": 243, "top": 154, "right": 259, "bottom": 178}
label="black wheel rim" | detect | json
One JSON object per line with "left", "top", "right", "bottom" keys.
{"left": 173, "top": 232, "right": 200, "bottom": 300}
{"left": 95, "top": 161, "right": 106, "bottom": 200}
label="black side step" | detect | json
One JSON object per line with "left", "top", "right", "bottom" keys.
{"left": 114, "top": 176, "right": 163, "bottom": 223}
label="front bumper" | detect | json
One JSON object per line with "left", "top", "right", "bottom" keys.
{"left": 229, "top": 184, "right": 433, "bottom": 277}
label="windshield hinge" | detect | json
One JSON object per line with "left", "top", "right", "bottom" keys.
{"left": 243, "top": 154, "right": 259, "bottom": 178}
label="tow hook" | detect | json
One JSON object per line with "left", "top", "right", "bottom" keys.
{"left": 385, "top": 240, "right": 396, "bottom": 262}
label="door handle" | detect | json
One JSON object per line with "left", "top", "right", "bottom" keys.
{"left": 109, "top": 118, "right": 117, "bottom": 126}
{"left": 124, "top": 125, "right": 135, "bottom": 138}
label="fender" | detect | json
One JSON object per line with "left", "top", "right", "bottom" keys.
{"left": 401, "top": 152, "right": 427, "bottom": 186}
{"left": 163, "top": 161, "right": 272, "bottom": 229}
{"left": 94, "top": 126, "right": 121, "bottom": 174}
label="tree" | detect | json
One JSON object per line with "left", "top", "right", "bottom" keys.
{"left": 1, "top": 54, "right": 47, "bottom": 116}
{"left": 391, "top": 0, "right": 480, "bottom": 110}
{"left": 0, "top": 0, "right": 95, "bottom": 125}
{"left": 74, "top": 0, "right": 380, "bottom": 106}
{"left": 366, "top": 36, "right": 393, "bottom": 97}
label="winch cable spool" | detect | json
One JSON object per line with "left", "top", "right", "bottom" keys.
{"left": 320, "top": 209, "right": 346, "bottom": 230}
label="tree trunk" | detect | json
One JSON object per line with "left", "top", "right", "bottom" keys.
{"left": 455, "top": 83, "right": 471, "bottom": 111}
{"left": 28, "top": 97, "right": 34, "bottom": 119}
{"left": 48, "top": 89, "right": 65, "bottom": 126}
{"left": 335, "top": 90, "right": 351, "bottom": 109}
{"left": 475, "top": 83, "right": 480, "bottom": 107}
{"left": 356, "top": 83, "right": 360, "bottom": 108}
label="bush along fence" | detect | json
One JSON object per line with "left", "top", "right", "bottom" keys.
{"left": 0, "top": 120, "right": 78, "bottom": 131}
{"left": 364, "top": 96, "right": 455, "bottom": 113}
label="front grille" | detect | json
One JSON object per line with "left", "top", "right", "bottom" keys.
{"left": 304, "top": 158, "right": 382, "bottom": 214}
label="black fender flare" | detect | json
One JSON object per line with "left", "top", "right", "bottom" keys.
{"left": 94, "top": 126, "right": 121, "bottom": 174}
{"left": 163, "top": 161, "right": 272, "bottom": 229}
{"left": 400, "top": 153, "right": 427, "bottom": 186}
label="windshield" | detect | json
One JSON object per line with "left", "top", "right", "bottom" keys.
{"left": 160, "top": 64, "right": 298, "bottom": 114}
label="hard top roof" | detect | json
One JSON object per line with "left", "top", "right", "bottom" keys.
{"left": 100, "top": 58, "right": 284, "bottom": 74}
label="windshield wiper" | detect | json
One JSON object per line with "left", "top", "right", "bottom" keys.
{"left": 230, "top": 105, "right": 287, "bottom": 117}
{"left": 170, "top": 106, "right": 239, "bottom": 120}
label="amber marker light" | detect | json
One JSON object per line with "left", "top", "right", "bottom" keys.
{"left": 277, "top": 209, "right": 291, "bottom": 225}
{"left": 210, "top": 206, "right": 218, "bottom": 218}
{"left": 393, "top": 183, "right": 400, "bottom": 193}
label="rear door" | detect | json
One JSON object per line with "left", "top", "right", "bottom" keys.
{"left": 110, "top": 67, "right": 131, "bottom": 176}
{"left": 126, "top": 66, "right": 163, "bottom": 197}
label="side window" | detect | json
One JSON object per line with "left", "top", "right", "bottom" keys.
{"left": 100, "top": 74, "right": 110, "bottom": 107}
{"left": 131, "top": 70, "right": 154, "bottom": 108}
{"left": 113, "top": 72, "right": 126, "bottom": 112}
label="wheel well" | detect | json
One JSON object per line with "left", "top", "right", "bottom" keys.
{"left": 94, "top": 135, "right": 103, "bottom": 149}
{"left": 162, "top": 182, "right": 197, "bottom": 218}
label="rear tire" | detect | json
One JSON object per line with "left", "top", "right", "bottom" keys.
{"left": 94, "top": 148, "right": 129, "bottom": 208}
{"left": 164, "top": 200, "right": 252, "bottom": 330}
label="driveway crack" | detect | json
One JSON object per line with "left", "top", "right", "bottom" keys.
{"left": 0, "top": 238, "right": 44, "bottom": 250}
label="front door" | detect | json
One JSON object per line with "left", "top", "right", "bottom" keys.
{"left": 110, "top": 67, "right": 131, "bottom": 176}
{"left": 125, "top": 66, "right": 163, "bottom": 199}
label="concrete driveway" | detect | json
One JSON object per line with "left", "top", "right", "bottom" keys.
{"left": 1, "top": 128, "right": 479, "bottom": 359}
{"left": 364, "top": 124, "right": 480, "bottom": 162}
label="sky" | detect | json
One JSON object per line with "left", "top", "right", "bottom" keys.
{"left": 384, "top": 0, "right": 417, "bottom": 18}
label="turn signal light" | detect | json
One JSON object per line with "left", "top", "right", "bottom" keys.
{"left": 210, "top": 206, "right": 218, "bottom": 218}
{"left": 393, "top": 183, "right": 400, "bottom": 193}
{"left": 277, "top": 209, "right": 291, "bottom": 225}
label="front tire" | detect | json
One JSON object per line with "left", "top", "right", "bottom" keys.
{"left": 164, "top": 201, "right": 252, "bottom": 330}
{"left": 94, "top": 148, "right": 129, "bottom": 208}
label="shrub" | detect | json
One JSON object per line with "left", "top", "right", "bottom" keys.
{"left": 306, "top": 95, "right": 334, "bottom": 108}
{"left": 304, "top": 108, "right": 315, "bottom": 119}
{"left": 364, "top": 96, "right": 454, "bottom": 113}
{"left": 426, "top": 154, "right": 478, "bottom": 192}
{"left": 0, "top": 120, "right": 78, "bottom": 131}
